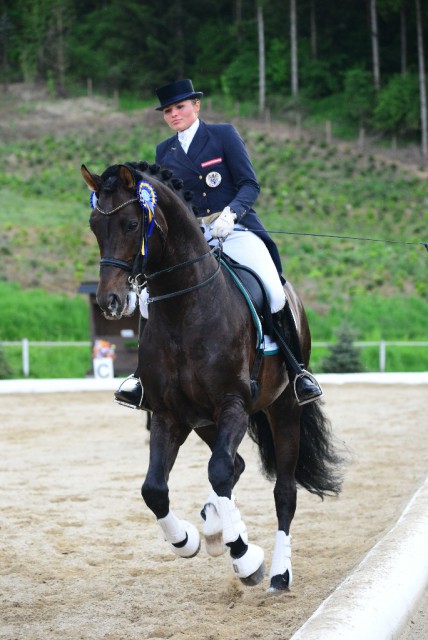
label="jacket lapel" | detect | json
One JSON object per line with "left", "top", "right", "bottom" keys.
{"left": 187, "top": 121, "right": 209, "bottom": 165}
{"left": 164, "top": 134, "right": 198, "bottom": 173}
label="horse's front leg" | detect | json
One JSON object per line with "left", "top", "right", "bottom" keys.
{"left": 141, "top": 414, "right": 201, "bottom": 558}
{"left": 207, "top": 394, "right": 265, "bottom": 586}
{"left": 195, "top": 424, "right": 246, "bottom": 558}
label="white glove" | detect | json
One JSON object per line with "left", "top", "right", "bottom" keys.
{"left": 210, "top": 207, "right": 236, "bottom": 239}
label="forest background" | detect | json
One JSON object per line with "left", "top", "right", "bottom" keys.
{"left": 0, "top": 0, "right": 427, "bottom": 377}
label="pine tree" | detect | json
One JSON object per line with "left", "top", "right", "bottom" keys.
{"left": 320, "top": 323, "right": 363, "bottom": 373}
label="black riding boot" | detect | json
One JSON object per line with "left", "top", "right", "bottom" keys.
{"left": 114, "top": 375, "right": 151, "bottom": 411}
{"left": 272, "top": 303, "right": 323, "bottom": 406}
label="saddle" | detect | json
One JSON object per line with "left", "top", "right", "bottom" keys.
{"left": 220, "top": 254, "right": 274, "bottom": 337}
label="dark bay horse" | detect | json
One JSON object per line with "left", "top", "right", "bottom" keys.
{"left": 81, "top": 160, "right": 343, "bottom": 591}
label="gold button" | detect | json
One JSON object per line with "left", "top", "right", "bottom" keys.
{"left": 207, "top": 209, "right": 211, "bottom": 213}
{"left": 203, "top": 192, "right": 207, "bottom": 197}
{"left": 199, "top": 175, "right": 203, "bottom": 180}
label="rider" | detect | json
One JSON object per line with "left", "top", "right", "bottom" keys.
{"left": 115, "top": 79, "right": 322, "bottom": 408}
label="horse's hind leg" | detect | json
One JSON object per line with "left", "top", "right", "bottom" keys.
{"left": 141, "top": 415, "right": 201, "bottom": 559}
{"left": 267, "top": 395, "right": 301, "bottom": 592}
{"left": 207, "top": 396, "right": 265, "bottom": 586}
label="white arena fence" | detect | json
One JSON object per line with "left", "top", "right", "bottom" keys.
{"left": 0, "top": 339, "right": 427, "bottom": 377}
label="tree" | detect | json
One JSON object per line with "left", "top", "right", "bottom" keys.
{"left": 320, "top": 323, "right": 363, "bottom": 374}
{"left": 310, "top": 0, "right": 317, "bottom": 59}
{"left": 290, "top": 0, "right": 298, "bottom": 96}
{"left": 0, "top": 11, "right": 11, "bottom": 89}
{"left": 369, "top": 0, "right": 381, "bottom": 90}
{"left": 374, "top": 72, "right": 419, "bottom": 134}
{"left": 343, "top": 67, "right": 376, "bottom": 127}
{"left": 257, "top": 2, "right": 266, "bottom": 114}
{"left": 415, "top": 0, "right": 427, "bottom": 158}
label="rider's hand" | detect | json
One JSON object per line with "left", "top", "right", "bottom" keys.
{"left": 210, "top": 207, "right": 236, "bottom": 239}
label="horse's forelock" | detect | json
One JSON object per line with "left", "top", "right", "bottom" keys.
{"left": 101, "top": 165, "right": 121, "bottom": 193}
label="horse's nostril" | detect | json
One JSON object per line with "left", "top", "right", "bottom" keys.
{"left": 107, "top": 293, "right": 120, "bottom": 314}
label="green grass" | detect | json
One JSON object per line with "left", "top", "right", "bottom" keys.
{"left": 0, "top": 282, "right": 89, "bottom": 340}
{"left": 310, "top": 345, "right": 428, "bottom": 374}
{"left": 2, "top": 344, "right": 91, "bottom": 379}
{"left": 0, "top": 97, "right": 427, "bottom": 376}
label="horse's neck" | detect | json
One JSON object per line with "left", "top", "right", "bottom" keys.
{"left": 160, "top": 203, "right": 209, "bottom": 265}
{"left": 146, "top": 203, "right": 217, "bottom": 302}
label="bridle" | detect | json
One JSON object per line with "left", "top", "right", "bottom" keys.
{"left": 94, "top": 194, "right": 160, "bottom": 279}
{"left": 93, "top": 182, "right": 222, "bottom": 303}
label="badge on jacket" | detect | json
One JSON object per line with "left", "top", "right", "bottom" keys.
{"left": 206, "top": 171, "right": 222, "bottom": 188}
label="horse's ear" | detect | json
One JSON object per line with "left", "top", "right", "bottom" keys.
{"left": 119, "top": 165, "right": 136, "bottom": 189}
{"left": 81, "top": 164, "right": 102, "bottom": 191}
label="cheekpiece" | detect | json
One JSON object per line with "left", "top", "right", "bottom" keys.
{"left": 90, "top": 191, "right": 98, "bottom": 210}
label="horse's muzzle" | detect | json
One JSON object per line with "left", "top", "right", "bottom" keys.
{"left": 98, "top": 290, "right": 136, "bottom": 319}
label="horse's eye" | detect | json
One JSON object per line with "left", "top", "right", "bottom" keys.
{"left": 126, "top": 220, "right": 139, "bottom": 233}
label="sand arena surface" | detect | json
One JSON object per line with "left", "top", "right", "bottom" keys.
{"left": 1, "top": 384, "right": 427, "bottom": 640}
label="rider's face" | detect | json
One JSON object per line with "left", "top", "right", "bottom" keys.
{"left": 162, "top": 99, "right": 200, "bottom": 132}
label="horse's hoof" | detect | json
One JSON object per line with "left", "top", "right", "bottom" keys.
{"left": 202, "top": 503, "right": 227, "bottom": 557}
{"left": 267, "top": 571, "right": 292, "bottom": 592}
{"left": 240, "top": 561, "right": 266, "bottom": 587}
{"left": 170, "top": 521, "right": 201, "bottom": 558}
{"left": 232, "top": 543, "right": 265, "bottom": 585}
{"left": 205, "top": 532, "right": 227, "bottom": 557}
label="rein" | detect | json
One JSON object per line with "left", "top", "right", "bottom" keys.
{"left": 145, "top": 246, "right": 218, "bottom": 281}
{"left": 146, "top": 247, "right": 222, "bottom": 304}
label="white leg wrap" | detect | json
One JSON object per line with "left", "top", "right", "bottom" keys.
{"left": 157, "top": 511, "right": 200, "bottom": 558}
{"left": 269, "top": 531, "right": 293, "bottom": 586}
{"left": 201, "top": 490, "right": 227, "bottom": 557}
{"left": 217, "top": 496, "right": 248, "bottom": 545}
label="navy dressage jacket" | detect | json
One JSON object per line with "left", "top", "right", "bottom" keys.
{"left": 155, "top": 120, "right": 283, "bottom": 275}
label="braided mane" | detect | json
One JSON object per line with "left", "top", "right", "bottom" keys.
{"left": 100, "top": 161, "right": 197, "bottom": 216}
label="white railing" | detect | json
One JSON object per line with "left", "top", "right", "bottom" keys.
{"left": 0, "top": 339, "right": 91, "bottom": 377}
{"left": 0, "top": 339, "right": 427, "bottom": 376}
{"left": 312, "top": 341, "right": 428, "bottom": 373}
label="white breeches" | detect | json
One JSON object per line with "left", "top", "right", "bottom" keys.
{"left": 209, "top": 228, "right": 286, "bottom": 313}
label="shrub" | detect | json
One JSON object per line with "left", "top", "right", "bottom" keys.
{"left": 0, "top": 347, "right": 12, "bottom": 379}
{"left": 373, "top": 73, "right": 420, "bottom": 136}
{"left": 320, "top": 323, "right": 363, "bottom": 373}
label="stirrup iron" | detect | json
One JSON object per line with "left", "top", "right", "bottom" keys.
{"left": 293, "top": 369, "right": 323, "bottom": 406}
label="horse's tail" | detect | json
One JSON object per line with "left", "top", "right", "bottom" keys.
{"left": 248, "top": 402, "right": 345, "bottom": 499}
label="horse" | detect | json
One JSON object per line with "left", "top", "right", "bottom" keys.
{"left": 81, "top": 160, "right": 344, "bottom": 591}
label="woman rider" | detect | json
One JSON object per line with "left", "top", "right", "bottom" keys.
{"left": 115, "top": 79, "right": 322, "bottom": 408}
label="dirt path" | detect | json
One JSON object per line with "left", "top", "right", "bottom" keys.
{"left": 1, "top": 384, "right": 427, "bottom": 640}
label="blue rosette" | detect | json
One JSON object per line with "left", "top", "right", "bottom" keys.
{"left": 90, "top": 191, "right": 98, "bottom": 210}
{"left": 137, "top": 180, "right": 157, "bottom": 239}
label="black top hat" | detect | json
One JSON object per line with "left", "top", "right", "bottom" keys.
{"left": 155, "top": 79, "right": 203, "bottom": 111}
